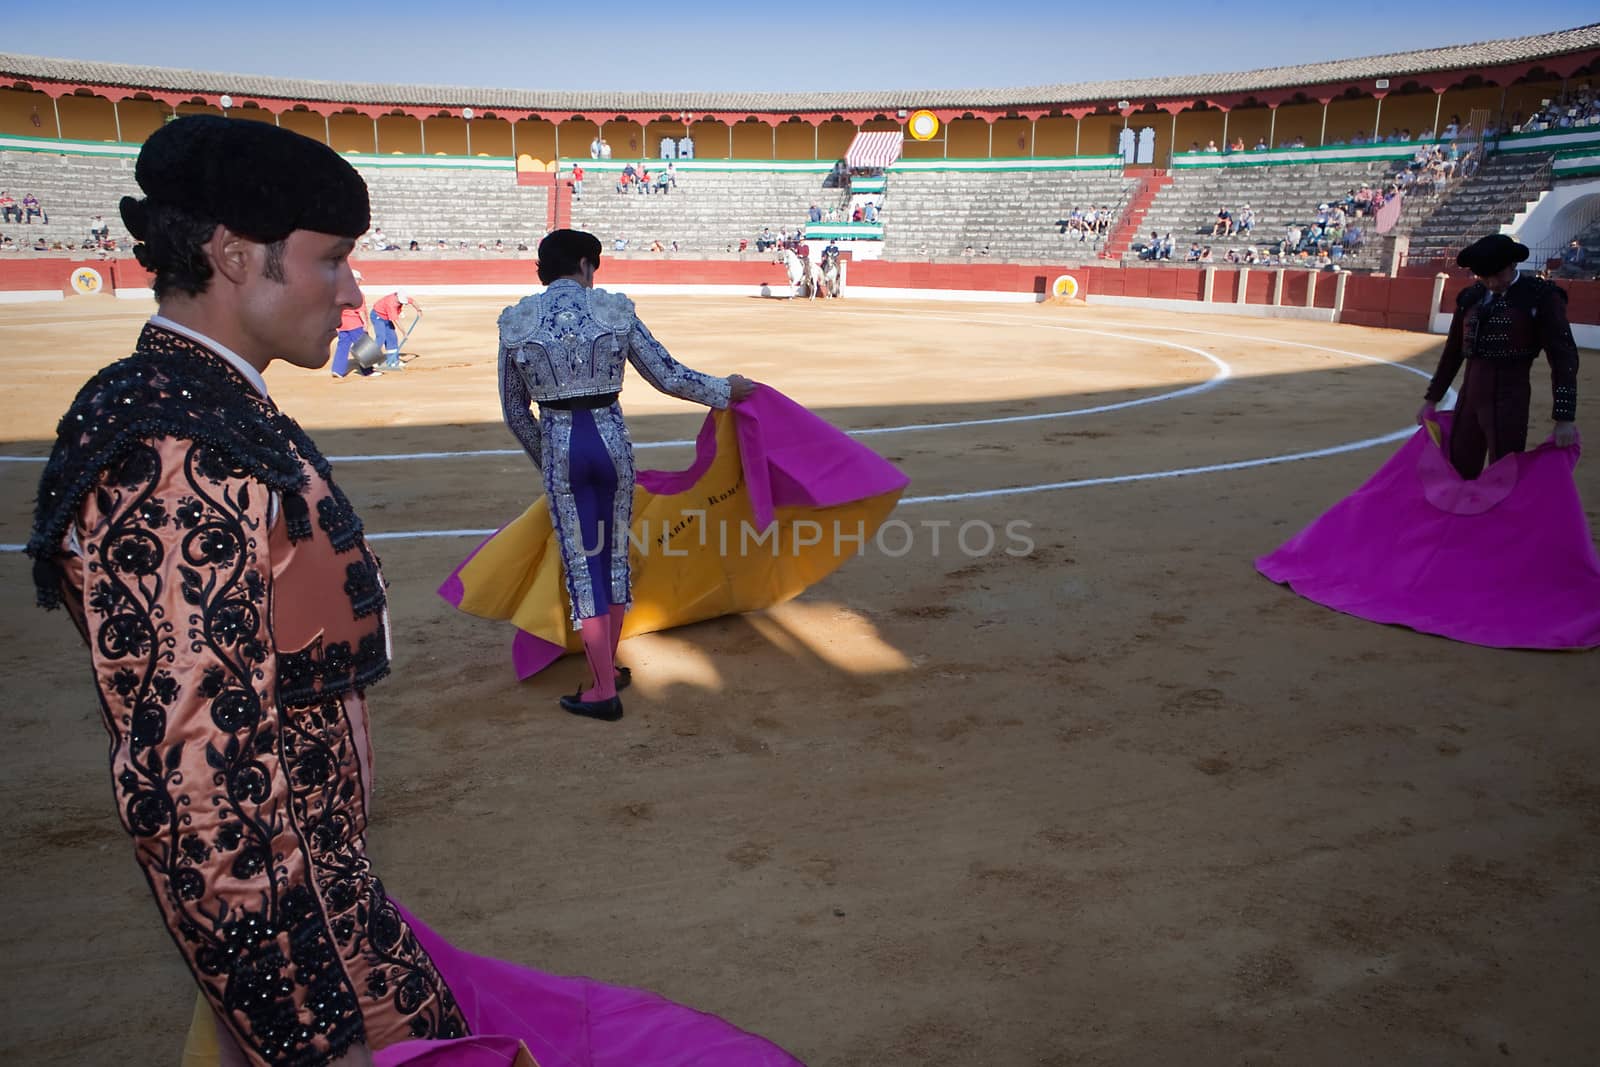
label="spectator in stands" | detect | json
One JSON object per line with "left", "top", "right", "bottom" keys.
{"left": 1204, "top": 140, "right": 1220, "bottom": 153}
{"left": 649, "top": 239, "right": 665, "bottom": 252}
{"left": 367, "top": 225, "right": 396, "bottom": 251}
{"left": 962, "top": 245, "right": 975, "bottom": 257}
{"left": 1253, "top": 137, "right": 1269, "bottom": 150}
{"left": 1212, "top": 205, "right": 1233, "bottom": 237}
{"left": 1282, "top": 224, "right": 1302, "bottom": 256}
{"left": 1235, "top": 205, "right": 1255, "bottom": 236}
{"left": 808, "top": 203, "right": 822, "bottom": 223}
{"left": 1229, "top": 136, "right": 1245, "bottom": 154}
{"left": 1189, "top": 141, "right": 1201, "bottom": 153}
{"left": 370, "top": 289, "right": 420, "bottom": 371}
{"left": 1140, "top": 230, "right": 1161, "bottom": 260}
{"left": 634, "top": 162, "right": 650, "bottom": 194}
{"left": 590, "top": 134, "right": 602, "bottom": 158}
{"left": 1186, "top": 242, "right": 1203, "bottom": 261}
{"left": 1559, "top": 239, "right": 1588, "bottom": 278}
{"left": 599, "top": 137, "right": 612, "bottom": 159}
{"left": 614, "top": 236, "right": 628, "bottom": 250}
{"left": 32, "top": 235, "right": 48, "bottom": 251}
{"left": 1289, "top": 135, "right": 1306, "bottom": 148}
{"left": 617, "top": 164, "right": 635, "bottom": 193}
{"left": 21, "top": 192, "right": 45, "bottom": 223}
{"left": 756, "top": 226, "right": 776, "bottom": 252}
{"left": 0, "top": 191, "right": 16, "bottom": 224}
{"left": 88, "top": 215, "right": 109, "bottom": 246}
{"left": 1160, "top": 233, "right": 1175, "bottom": 260}
{"left": 572, "top": 164, "right": 585, "bottom": 200}
{"left": 1443, "top": 116, "right": 1460, "bottom": 139}
{"left": 1343, "top": 223, "right": 1363, "bottom": 250}
{"left": 0, "top": 235, "right": 14, "bottom": 252}
{"left": 864, "top": 200, "right": 879, "bottom": 223}
{"left": 660, "top": 162, "right": 676, "bottom": 192}
{"left": 408, "top": 239, "right": 419, "bottom": 251}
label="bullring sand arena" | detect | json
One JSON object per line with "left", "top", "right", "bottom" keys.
{"left": 1, "top": 292, "right": 1596, "bottom": 1064}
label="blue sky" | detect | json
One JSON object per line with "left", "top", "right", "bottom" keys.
{"left": 6, "top": 3, "right": 1595, "bottom": 93}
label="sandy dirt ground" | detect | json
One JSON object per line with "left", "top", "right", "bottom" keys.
{"left": 1, "top": 293, "right": 1597, "bottom": 1066}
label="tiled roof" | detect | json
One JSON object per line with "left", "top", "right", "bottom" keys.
{"left": 3, "top": 23, "right": 1597, "bottom": 114}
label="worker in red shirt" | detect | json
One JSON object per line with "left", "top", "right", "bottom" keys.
{"left": 571, "top": 163, "right": 585, "bottom": 200}
{"left": 370, "top": 289, "right": 420, "bottom": 370}
{"left": 331, "top": 269, "right": 375, "bottom": 379}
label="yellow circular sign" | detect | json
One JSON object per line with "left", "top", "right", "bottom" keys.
{"left": 70, "top": 267, "right": 104, "bottom": 295}
{"left": 907, "top": 110, "right": 940, "bottom": 141}
{"left": 1051, "top": 273, "right": 1080, "bottom": 299}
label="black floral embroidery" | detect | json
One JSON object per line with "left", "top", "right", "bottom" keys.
{"left": 343, "top": 560, "right": 384, "bottom": 620}
{"left": 29, "top": 326, "right": 458, "bottom": 1063}
{"left": 317, "top": 489, "right": 362, "bottom": 553}
{"left": 110, "top": 667, "right": 140, "bottom": 698}
{"left": 283, "top": 491, "right": 314, "bottom": 544}
{"left": 283, "top": 698, "right": 468, "bottom": 1041}
{"left": 75, "top": 431, "right": 369, "bottom": 1062}
{"left": 88, "top": 579, "right": 125, "bottom": 615}
{"left": 138, "top": 499, "right": 170, "bottom": 528}
{"left": 175, "top": 498, "right": 205, "bottom": 529}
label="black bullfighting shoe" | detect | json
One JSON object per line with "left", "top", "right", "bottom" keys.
{"left": 560, "top": 690, "right": 624, "bottom": 722}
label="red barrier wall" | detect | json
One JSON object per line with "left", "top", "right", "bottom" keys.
{"left": 0, "top": 259, "right": 112, "bottom": 294}
{"left": 5, "top": 258, "right": 1598, "bottom": 334}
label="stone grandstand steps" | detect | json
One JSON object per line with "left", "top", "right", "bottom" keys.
{"left": 0, "top": 150, "right": 138, "bottom": 250}
{"left": 569, "top": 172, "right": 839, "bottom": 254}
{"left": 0, "top": 151, "right": 552, "bottom": 257}
{"left": 358, "top": 168, "right": 547, "bottom": 250}
{"left": 1128, "top": 160, "right": 1403, "bottom": 268}
{"left": 1400, "top": 152, "right": 1555, "bottom": 266}
{"left": 881, "top": 169, "right": 1137, "bottom": 261}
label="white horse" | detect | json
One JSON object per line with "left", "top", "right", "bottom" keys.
{"left": 778, "top": 248, "right": 822, "bottom": 299}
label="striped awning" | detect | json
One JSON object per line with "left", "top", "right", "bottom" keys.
{"left": 845, "top": 130, "right": 903, "bottom": 169}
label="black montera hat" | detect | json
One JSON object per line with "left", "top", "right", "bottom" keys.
{"left": 119, "top": 116, "right": 369, "bottom": 244}
{"left": 1456, "top": 233, "right": 1529, "bottom": 275}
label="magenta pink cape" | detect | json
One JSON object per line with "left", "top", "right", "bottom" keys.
{"left": 373, "top": 903, "right": 801, "bottom": 1066}
{"left": 1256, "top": 413, "right": 1600, "bottom": 649}
{"left": 439, "top": 384, "right": 910, "bottom": 678}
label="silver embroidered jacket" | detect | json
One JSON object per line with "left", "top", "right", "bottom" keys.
{"left": 498, "top": 279, "right": 732, "bottom": 467}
